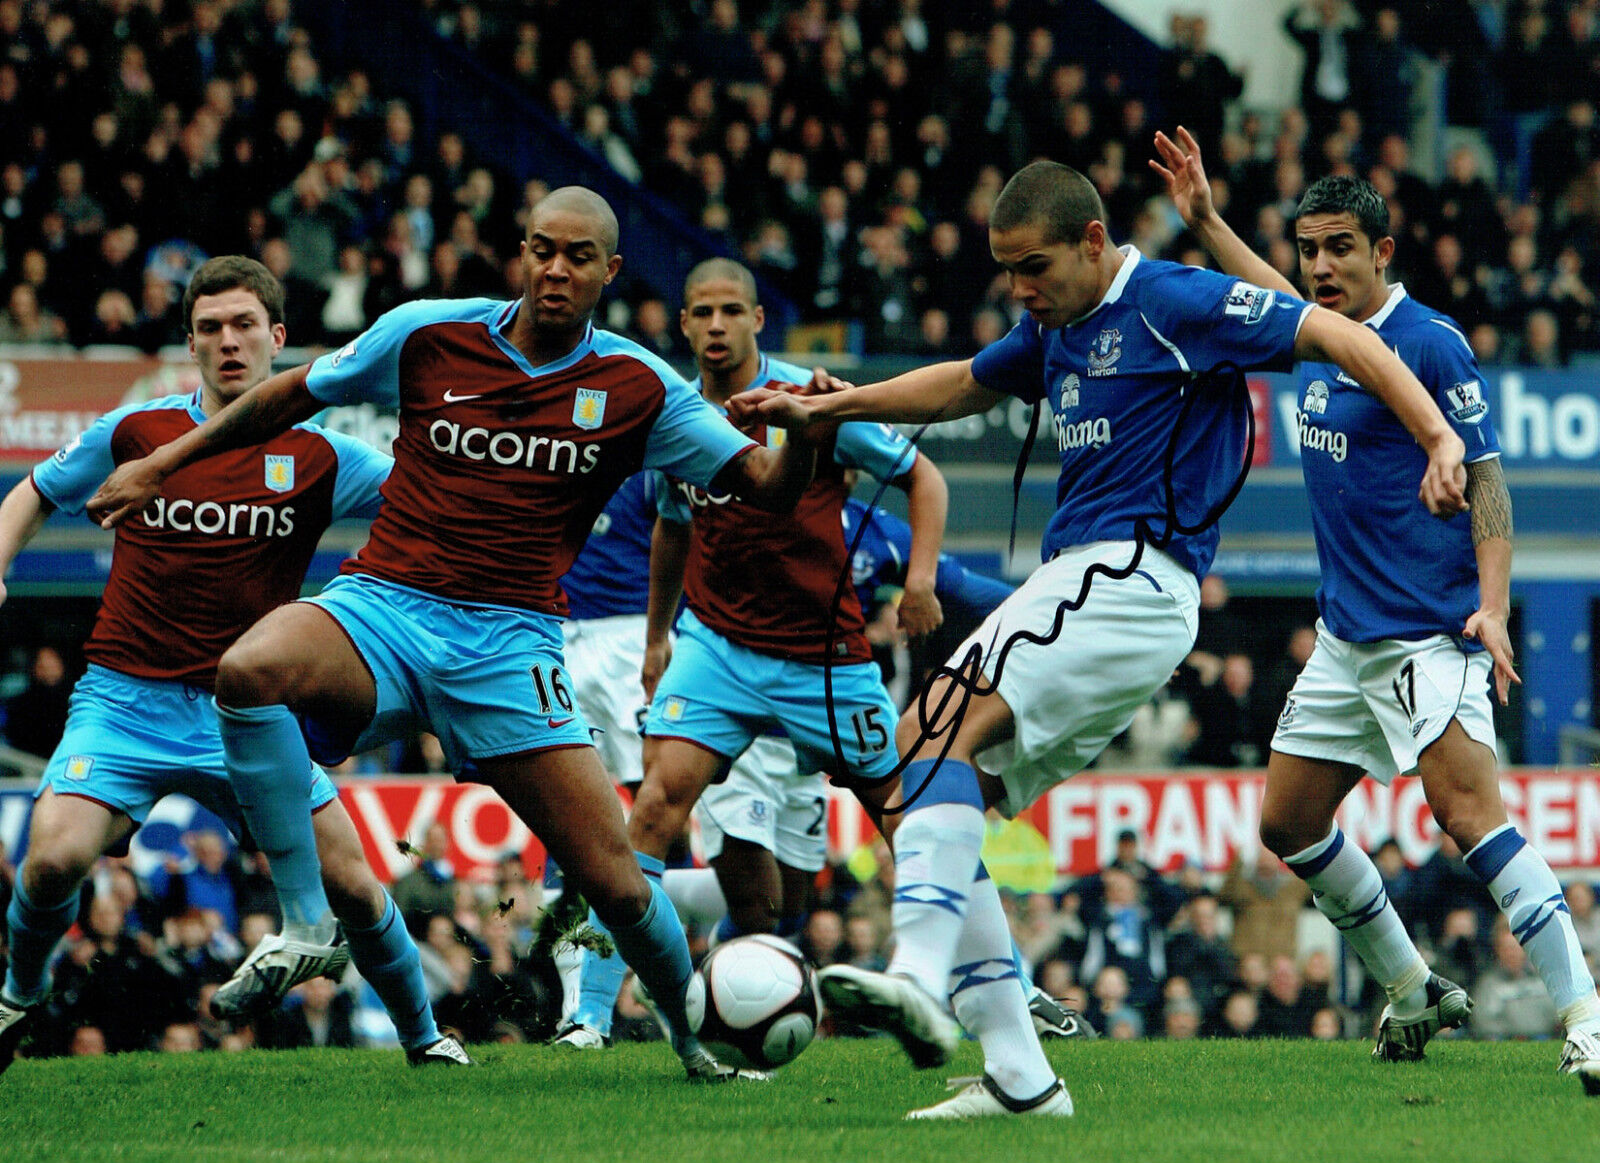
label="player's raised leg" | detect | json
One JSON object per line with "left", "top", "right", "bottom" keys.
{"left": 475, "top": 744, "right": 740, "bottom": 1080}
{"left": 1420, "top": 722, "right": 1600, "bottom": 1090}
{"left": 211, "top": 603, "right": 381, "bottom": 1015}
{"left": 1262, "top": 749, "right": 1468, "bottom": 1060}
{"left": 0, "top": 791, "right": 132, "bottom": 1073}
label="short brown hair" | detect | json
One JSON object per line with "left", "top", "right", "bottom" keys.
{"left": 182, "top": 255, "right": 286, "bottom": 334}
{"left": 684, "top": 257, "right": 758, "bottom": 304}
{"left": 991, "top": 160, "right": 1106, "bottom": 245}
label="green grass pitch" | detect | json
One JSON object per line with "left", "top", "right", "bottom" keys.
{"left": 3, "top": 1036, "right": 1592, "bottom": 1163}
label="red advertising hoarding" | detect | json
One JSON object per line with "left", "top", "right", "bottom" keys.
{"left": 335, "top": 770, "right": 1600, "bottom": 885}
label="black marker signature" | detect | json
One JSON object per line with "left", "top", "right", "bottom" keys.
{"left": 821, "top": 362, "right": 1255, "bottom": 815}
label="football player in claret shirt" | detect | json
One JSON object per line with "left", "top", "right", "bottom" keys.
{"left": 735, "top": 159, "right": 1470, "bottom": 1119}
{"left": 558, "top": 258, "right": 949, "bottom": 1042}
{"left": 0, "top": 257, "right": 466, "bottom": 1071}
{"left": 85, "top": 188, "right": 820, "bottom": 1082}
{"left": 1154, "top": 127, "right": 1600, "bottom": 1090}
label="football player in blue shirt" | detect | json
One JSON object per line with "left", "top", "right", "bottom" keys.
{"left": 1154, "top": 127, "right": 1599, "bottom": 1092}
{"left": 734, "top": 159, "right": 1469, "bottom": 1119}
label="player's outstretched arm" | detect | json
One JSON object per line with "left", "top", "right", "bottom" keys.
{"left": 1294, "top": 308, "right": 1468, "bottom": 517}
{"left": 894, "top": 452, "right": 947, "bottom": 639}
{"left": 720, "top": 423, "right": 818, "bottom": 513}
{"left": 86, "top": 365, "right": 322, "bottom": 528}
{"left": 642, "top": 515, "right": 691, "bottom": 701}
{"left": 1150, "top": 127, "right": 1296, "bottom": 297}
{"left": 0, "top": 480, "right": 52, "bottom": 608}
{"left": 731, "top": 359, "right": 1005, "bottom": 432}
{"left": 1462, "top": 457, "right": 1520, "bottom": 704}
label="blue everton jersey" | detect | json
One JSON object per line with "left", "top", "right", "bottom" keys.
{"left": 1293, "top": 285, "right": 1500, "bottom": 645}
{"left": 971, "top": 248, "right": 1309, "bottom": 577}
{"left": 560, "top": 472, "right": 660, "bottom": 620}
{"left": 842, "top": 498, "right": 1015, "bottom": 619}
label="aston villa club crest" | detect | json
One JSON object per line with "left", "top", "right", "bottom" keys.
{"left": 65, "top": 755, "right": 94, "bottom": 781}
{"left": 264, "top": 454, "right": 295, "bottom": 492}
{"left": 1087, "top": 328, "right": 1121, "bottom": 376}
{"left": 573, "top": 388, "right": 607, "bottom": 430}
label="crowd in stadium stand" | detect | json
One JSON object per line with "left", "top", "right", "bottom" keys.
{"left": 1, "top": 0, "right": 1599, "bottom": 1059}
{"left": 0, "top": 0, "right": 1597, "bottom": 361}
{"left": 0, "top": 762, "right": 1596, "bottom": 1056}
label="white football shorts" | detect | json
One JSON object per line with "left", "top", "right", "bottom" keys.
{"left": 696, "top": 733, "right": 829, "bottom": 872}
{"left": 948, "top": 541, "right": 1200, "bottom": 817}
{"left": 563, "top": 613, "right": 650, "bottom": 786}
{"left": 1271, "top": 620, "right": 1496, "bottom": 783}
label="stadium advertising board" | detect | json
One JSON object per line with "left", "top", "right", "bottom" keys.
{"left": 6, "top": 357, "right": 1598, "bottom": 471}
{"left": 905, "top": 369, "right": 1600, "bottom": 472}
{"left": 4, "top": 771, "right": 1597, "bottom": 884}
{"left": 0, "top": 357, "right": 202, "bottom": 458}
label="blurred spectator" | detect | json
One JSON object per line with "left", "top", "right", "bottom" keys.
{"left": 626, "top": 296, "right": 681, "bottom": 359}
{"left": 1160, "top": 15, "right": 1241, "bottom": 155}
{"left": 1564, "top": 880, "right": 1599, "bottom": 956}
{"left": 1398, "top": 833, "right": 1496, "bottom": 947}
{"left": 260, "top": 976, "right": 357, "bottom": 1050}
{"left": 48, "top": 893, "right": 188, "bottom": 1053}
{"left": 391, "top": 822, "right": 456, "bottom": 933}
{"left": 269, "top": 158, "right": 359, "bottom": 285}
{"left": 1079, "top": 865, "right": 1181, "bottom": 1022}
{"left": 159, "top": 1021, "right": 203, "bottom": 1053}
{"left": 799, "top": 907, "right": 847, "bottom": 967}
{"left": 1163, "top": 996, "right": 1203, "bottom": 1040}
{"left": 1351, "top": 7, "right": 1416, "bottom": 148}
{"left": 5, "top": 645, "right": 72, "bottom": 757}
{"left": 0, "top": 282, "right": 68, "bottom": 344}
{"left": 1187, "top": 652, "right": 1275, "bottom": 768}
{"left": 148, "top": 828, "right": 245, "bottom": 935}
{"left": 1165, "top": 892, "right": 1237, "bottom": 1019}
{"left": 1211, "top": 988, "right": 1262, "bottom": 1038}
{"left": 1472, "top": 924, "right": 1561, "bottom": 1040}
{"left": 1218, "top": 851, "right": 1311, "bottom": 962}
{"left": 1513, "top": 297, "right": 1573, "bottom": 372}
{"left": 1256, "top": 954, "right": 1320, "bottom": 1037}
{"left": 1283, "top": 0, "right": 1361, "bottom": 139}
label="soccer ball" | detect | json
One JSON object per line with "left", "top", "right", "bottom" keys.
{"left": 685, "top": 934, "right": 820, "bottom": 1070}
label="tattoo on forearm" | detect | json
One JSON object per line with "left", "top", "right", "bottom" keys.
{"left": 1466, "top": 458, "right": 1513, "bottom": 546}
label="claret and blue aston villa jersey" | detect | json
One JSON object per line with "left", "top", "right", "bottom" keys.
{"left": 559, "top": 471, "right": 659, "bottom": 620}
{"left": 657, "top": 355, "right": 918, "bottom": 665}
{"left": 971, "top": 247, "right": 1310, "bottom": 578}
{"left": 1293, "top": 284, "right": 1500, "bottom": 646}
{"left": 33, "top": 393, "right": 391, "bottom": 688}
{"left": 305, "top": 299, "right": 755, "bottom": 615}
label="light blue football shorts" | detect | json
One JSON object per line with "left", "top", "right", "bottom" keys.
{"left": 39, "top": 665, "right": 339, "bottom": 835}
{"left": 644, "top": 609, "right": 898, "bottom": 782}
{"left": 303, "top": 574, "right": 594, "bottom": 776}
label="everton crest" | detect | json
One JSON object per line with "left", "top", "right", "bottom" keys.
{"left": 1087, "top": 328, "right": 1121, "bottom": 376}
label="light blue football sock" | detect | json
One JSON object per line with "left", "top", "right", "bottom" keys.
{"left": 4, "top": 878, "right": 78, "bottom": 1005}
{"left": 216, "top": 700, "right": 334, "bottom": 938}
{"left": 592, "top": 852, "right": 699, "bottom": 1055}
{"left": 572, "top": 923, "right": 627, "bottom": 1037}
{"left": 343, "top": 890, "right": 440, "bottom": 1050}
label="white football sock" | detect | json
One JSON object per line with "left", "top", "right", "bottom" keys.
{"left": 1285, "top": 826, "right": 1428, "bottom": 1013}
{"left": 950, "top": 873, "right": 1057, "bottom": 1100}
{"left": 886, "top": 802, "right": 985, "bottom": 1001}
{"left": 1467, "top": 825, "right": 1598, "bottom": 1013}
{"left": 661, "top": 866, "right": 729, "bottom": 933}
